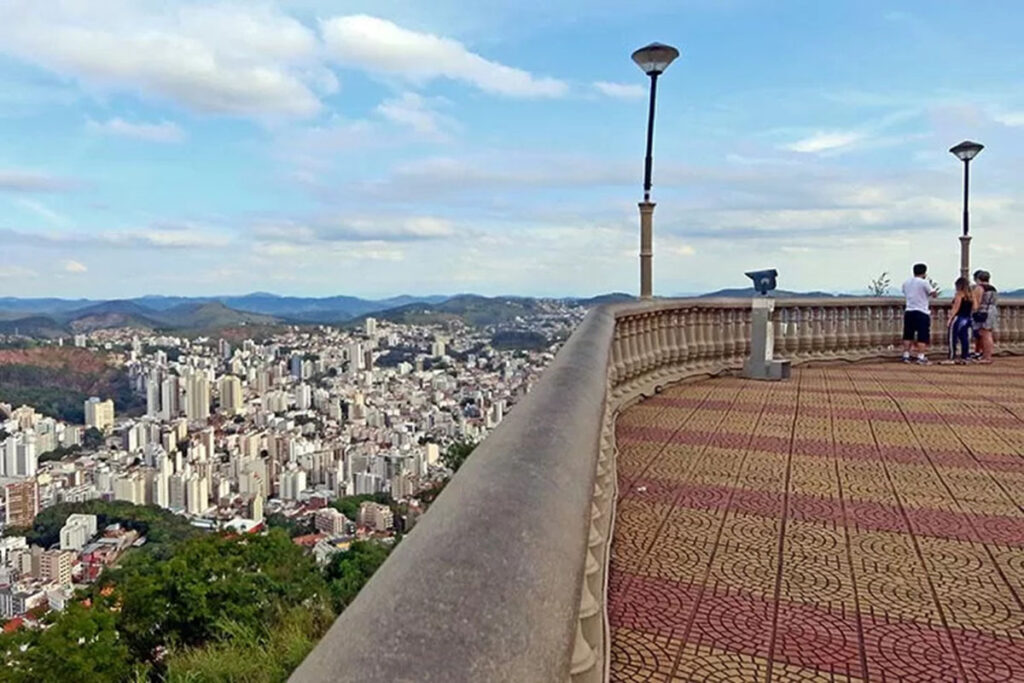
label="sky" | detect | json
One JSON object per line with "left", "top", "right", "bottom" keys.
{"left": 0, "top": 0, "right": 1022, "bottom": 299}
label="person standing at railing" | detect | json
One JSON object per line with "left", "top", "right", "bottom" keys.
{"left": 972, "top": 269, "right": 998, "bottom": 364}
{"left": 942, "top": 277, "right": 974, "bottom": 365}
{"left": 901, "top": 263, "right": 938, "bottom": 365}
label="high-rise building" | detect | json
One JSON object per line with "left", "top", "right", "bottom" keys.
{"left": 146, "top": 370, "right": 162, "bottom": 417}
{"left": 357, "top": 501, "right": 393, "bottom": 532}
{"left": 1, "top": 432, "right": 37, "bottom": 478}
{"left": 185, "top": 473, "right": 209, "bottom": 515}
{"left": 160, "top": 375, "right": 181, "bottom": 421}
{"left": 279, "top": 469, "right": 307, "bottom": 500}
{"left": 4, "top": 481, "right": 39, "bottom": 527}
{"left": 185, "top": 374, "right": 210, "bottom": 423}
{"left": 219, "top": 375, "right": 244, "bottom": 416}
{"left": 247, "top": 494, "right": 264, "bottom": 522}
{"left": 169, "top": 473, "right": 186, "bottom": 511}
{"left": 365, "top": 317, "right": 377, "bottom": 337}
{"left": 218, "top": 338, "right": 232, "bottom": 360}
{"left": 59, "top": 514, "right": 98, "bottom": 550}
{"left": 314, "top": 508, "right": 350, "bottom": 536}
{"left": 112, "top": 472, "right": 146, "bottom": 504}
{"left": 294, "top": 384, "right": 312, "bottom": 411}
{"left": 39, "top": 549, "right": 73, "bottom": 586}
{"left": 84, "top": 397, "right": 115, "bottom": 432}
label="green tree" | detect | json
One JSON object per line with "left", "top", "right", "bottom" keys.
{"left": 0, "top": 604, "right": 134, "bottom": 683}
{"left": 441, "top": 439, "right": 477, "bottom": 473}
{"left": 867, "top": 271, "right": 891, "bottom": 297}
{"left": 330, "top": 493, "right": 392, "bottom": 520}
{"left": 82, "top": 427, "right": 104, "bottom": 449}
{"left": 324, "top": 541, "right": 391, "bottom": 612}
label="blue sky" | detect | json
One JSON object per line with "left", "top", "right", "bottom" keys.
{"left": 0, "top": 0, "right": 1022, "bottom": 299}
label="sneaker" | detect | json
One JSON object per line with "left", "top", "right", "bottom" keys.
{"left": 915, "top": 357, "right": 931, "bottom": 365}
{"left": 901, "top": 355, "right": 913, "bottom": 364}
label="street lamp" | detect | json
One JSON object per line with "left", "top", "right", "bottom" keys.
{"left": 949, "top": 140, "right": 984, "bottom": 280}
{"left": 632, "top": 42, "right": 680, "bottom": 300}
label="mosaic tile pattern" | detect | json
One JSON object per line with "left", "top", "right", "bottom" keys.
{"left": 609, "top": 359, "right": 1024, "bottom": 682}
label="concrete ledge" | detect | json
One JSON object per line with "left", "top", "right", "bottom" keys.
{"left": 290, "top": 307, "right": 617, "bottom": 683}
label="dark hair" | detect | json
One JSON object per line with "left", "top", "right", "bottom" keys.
{"left": 974, "top": 269, "right": 991, "bottom": 283}
{"left": 913, "top": 263, "right": 927, "bottom": 276}
{"left": 955, "top": 277, "right": 971, "bottom": 293}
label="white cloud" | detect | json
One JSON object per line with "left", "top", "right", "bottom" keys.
{"left": 320, "top": 15, "right": 567, "bottom": 97}
{"left": 376, "top": 92, "right": 453, "bottom": 140}
{"left": 253, "top": 215, "right": 457, "bottom": 243}
{"left": 87, "top": 117, "right": 186, "bottom": 143}
{"left": 0, "top": 265, "right": 37, "bottom": 279}
{"left": 0, "top": 225, "right": 230, "bottom": 250}
{"left": 14, "top": 198, "right": 70, "bottom": 226}
{"left": 784, "top": 130, "right": 865, "bottom": 153}
{"left": 0, "top": 168, "right": 78, "bottom": 192}
{"left": 993, "top": 111, "right": 1024, "bottom": 127}
{"left": 593, "top": 81, "right": 645, "bottom": 99}
{"left": 0, "top": 1, "right": 323, "bottom": 117}
{"left": 63, "top": 259, "right": 88, "bottom": 273}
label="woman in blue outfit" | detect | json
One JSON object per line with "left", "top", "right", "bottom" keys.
{"left": 944, "top": 277, "right": 973, "bottom": 364}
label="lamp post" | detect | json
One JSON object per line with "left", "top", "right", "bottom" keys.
{"left": 631, "top": 42, "right": 680, "bottom": 300}
{"left": 949, "top": 140, "right": 984, "bottom": 280}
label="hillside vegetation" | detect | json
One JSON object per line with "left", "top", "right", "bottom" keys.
{"left": 0, "top": 502, "right": 392, "bottom": 682}
{"left": 0, "top": 347, "right": 143, "bottom": 422}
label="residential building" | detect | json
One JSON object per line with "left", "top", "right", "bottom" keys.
{"left": 4, "top": 481, "right": 39, "bottom": 527}
{"left": 84, "top": 397, "right": 115, "bottom": 432}
{"left": 60, "top": 513, "right": 98, "bottom": 551}
{"left": 314, "top": 507, "right": 350, "bottom": 536}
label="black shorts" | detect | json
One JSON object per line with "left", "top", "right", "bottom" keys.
{"left": 903, "top": 311, "right": 931, "bottom": 344}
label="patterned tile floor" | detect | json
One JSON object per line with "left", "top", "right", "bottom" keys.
{"left": 609, "top": 358, "right": 1024, "bottom": 682}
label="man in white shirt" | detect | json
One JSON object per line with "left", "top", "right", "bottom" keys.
{"left": 902, "top": 263, "right": 938, "bottom": 364}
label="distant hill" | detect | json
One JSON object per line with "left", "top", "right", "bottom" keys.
{"left": 566, "top": 292, "right": 635, "bottom": 306}
{"left": 154, "top": 302, "right": 279, "bottom": 329}
{"left": 363, "top": 295, "right": 547, "bottom": 327}
{"left": 699, "top": 288, "right": 851, "bottom": 299}
{"left": 0, "top": 300, "right": 283, "bottom": 338}
{"left": 0, "top": 315, "right": 69, "bottom": 338}
{"left": 1, "top": 293, "right": 453, "bottom": 324}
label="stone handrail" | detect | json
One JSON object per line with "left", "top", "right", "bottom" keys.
{"left": 291, "top": 297, "right": 1024, "bottom": 683}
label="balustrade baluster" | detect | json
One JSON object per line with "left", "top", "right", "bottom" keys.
{"left": 624, "top": 316, "right": 640, "bottom": 380}
{"left": 847, "top": 306, "right": 863, "bottom": 353}
{"left": 784, "top": 307, "right": 799, "bottom": 358}
{"left": 645, "top": 313, "right": 659, "bottom": 374}
{"left": 682, "top": 307, "right": 697, "bottom": 369}
{"left": 656, "top": 311, "right": 671, "bottom": 374}
{"left": 639, "top": 314, "right": 654, "bottom": 376}
{"left": 794, "top": 307, "right": 810, "bottom": 358}
{"left": 810, "top": 307, "right": 825, "bottom": 356}
{"left": 773, "top": 306, "right": 788, "bottom": 357}
{"left": 692, "top": 308, "right": 707, "bottom": 366}
{"left": 835, "top": 306, "right": 850, "bottom": 353}
{"left": 610, "top": 326, "right": 625, "bottom": 386}
{"left": 822, "top": 305, "right": 838, "bottom": 356}
{"left": 721, "top": 309, "right": 736, "bottom": 363}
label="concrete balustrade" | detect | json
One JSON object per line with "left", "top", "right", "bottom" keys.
{"left": 292, "top": 297, "right": 1024, "bottom": 683}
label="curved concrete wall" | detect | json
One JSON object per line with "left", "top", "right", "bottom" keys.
{"left": 292, "top": 298, "right": 1024, "bottom": 683}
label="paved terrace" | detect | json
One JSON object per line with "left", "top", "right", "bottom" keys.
{"left": 611, "top": 359, "right": 1024, "bottom": 682}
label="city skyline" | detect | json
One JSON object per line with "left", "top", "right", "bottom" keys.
{"left": 1, "top": 0, "right": 1023, "bottom": 299}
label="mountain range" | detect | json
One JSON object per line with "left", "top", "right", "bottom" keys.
{"left": 1, "top": 289, "right": 1020, "bottom": 338}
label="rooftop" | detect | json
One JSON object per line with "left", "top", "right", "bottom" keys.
{"left": 611, "top": 359, "right": 1024, "bottom": 681}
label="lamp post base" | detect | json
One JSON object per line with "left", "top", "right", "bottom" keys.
{"left": 639, "top": 202, "right": 656, "bottom": 300}
{"left": 959, "top": 235, "right": 972, "bottom": 281}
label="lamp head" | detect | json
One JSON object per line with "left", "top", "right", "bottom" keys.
{"left": 631, "top": 42, "right": 680, "bottom": 76}
{"left": 745, "top": 269, "right": 779, "bottom": 296}
{"left": 949, "top": 140, "right": 984, "bottom": 162}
